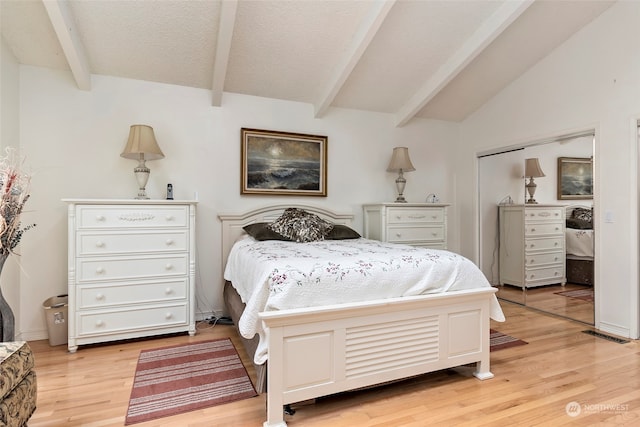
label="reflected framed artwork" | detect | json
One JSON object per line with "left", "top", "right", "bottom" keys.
{"left": 557, "top": 157, "right": 593, "bottom": 200}
{"left": 241, "top": 128, "right": 327, "bottom": 196}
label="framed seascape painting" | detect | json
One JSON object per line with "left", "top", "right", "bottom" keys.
{"left": 241, "top": 128, "right": 327, "bottom": 196}
{"left": 557, "top": 157, "right": 593, "bottom": 200}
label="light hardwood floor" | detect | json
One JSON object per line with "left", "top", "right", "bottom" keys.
{"left": 27, "top": 301, "right": 640, "bottom": 426}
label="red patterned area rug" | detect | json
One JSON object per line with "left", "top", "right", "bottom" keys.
{"left": 125, "top": 338, "right": 257, "bottom": 425}
{"left": 490, "top": 329, "right": 527, "bottom": 352}
{"left": 554, "top": 288, "right": 594, "bottom": 302}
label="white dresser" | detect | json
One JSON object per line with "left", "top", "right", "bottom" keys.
{"left": 363, "top": 203, "right": 449, "bottom": 249}
{"left": 64, "top": 199, "right": 197, "bottom": 352}
{"left": 499, "top": 204, "right": 566, "bottom": 289}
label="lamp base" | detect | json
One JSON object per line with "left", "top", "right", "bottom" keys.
{"left": 394, "top": 172, "right": 408, "bottom": 203}
{"left": 525, "top": 178, "right": 538, "bottom": 205}
{"left": 133, "top": 161, "right": 150, "bottom": 200}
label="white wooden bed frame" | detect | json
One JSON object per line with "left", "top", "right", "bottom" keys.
{"left": 218, "top": 204, "right": 498, "bottom": 427}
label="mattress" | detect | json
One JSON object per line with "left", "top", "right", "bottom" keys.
{"left": 224, "top": 236, "right": 504, "bottom": 364}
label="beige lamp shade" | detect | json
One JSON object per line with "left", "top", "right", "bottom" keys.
{"left": 121, "top": 125, "right": 165, "bottom": 160}
{"left": 387, "top": 147, "right": 416, "bottom": 172}
{"left": 524, "top": 158, "right": 545, "bottom": 178}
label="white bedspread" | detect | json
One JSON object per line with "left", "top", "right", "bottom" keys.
{"left": 566, "top": 228, "right": 594, "bottom": 258}
{"left": 224, "top": 236, "right": 505, "bottom": 364}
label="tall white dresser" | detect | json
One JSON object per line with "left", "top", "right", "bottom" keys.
{"left": 64, "top": 199, "right": 197, "bottom": 352}
{"left": 363, "top": 203, "right": 449, "bottom": 249}
{"left": 499, "top": 204, "right": 566, "bottom": 289}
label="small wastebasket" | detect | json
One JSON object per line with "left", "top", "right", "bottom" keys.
{"left": 42, "top": 294, "right": 68, "bottom": 346}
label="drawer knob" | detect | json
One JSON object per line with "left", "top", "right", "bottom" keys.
{"left": 96, "top": 267, "right": 105, "bottom": 274}
{"left": 166, "top": 215, "right": 175, "bottom": 221}
{"left": 531, "top": 228, "right": 536, "bottom": 232}
{"left": 96, "top": 320, "right": 104, "bottom": 327}
{"left": 530, "top": 259, "right": 535, "bottom": 264}
{"left": 165, "top": 239, "right": 174, "bottom": 246}
{"left": 165, "top": 313, "right": 173, "bottom": 320}
{"left": 165, "top": 287, "right": 173, "bottom": 295}
{"left": 395, "top": 233, "right": 402, "bottom": 238}
{"left": 554, "top": 242, "right": 559, "bottom": 246}
{"left": 96, "top": 215, "right": 106, "bottom": 222}
{"left": 95, "top": 293, "right": 104, "bottom": 300}
{"left": 165, "top": 263, "right": 174, "bottom": 270}
{"left": 431, "top": 232, "right": 437, "bottom": 237}
{"left": 95, "top": 241, "right": 105, "bottom": 248}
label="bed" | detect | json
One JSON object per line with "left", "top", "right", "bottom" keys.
{"left": 565, "top": 205, "right": 594, "bottom": 285}
{"left": 218, "top": 204, "right": 504, "bottom": 427}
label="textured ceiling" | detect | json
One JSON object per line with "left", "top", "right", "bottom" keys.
{"left": 0, "top": 0, "right": 615, "bottom": 125}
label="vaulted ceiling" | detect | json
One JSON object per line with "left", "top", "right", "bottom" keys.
{"left": 1, "top": 0, "right": 614, "bottom": 125}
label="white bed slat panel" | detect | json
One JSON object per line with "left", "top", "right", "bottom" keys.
{"left": 345, "top": 316, "right": 439, "bottom": 378}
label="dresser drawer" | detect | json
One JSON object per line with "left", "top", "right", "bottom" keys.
{"left": 77, "top": 230, "right": 188, "bottom": 256}
{"left": 525, "top": 237, "right": 563, "bottom": 252}
{"left": 525, "top": 252, "right": 563, "bottom": 267}
{"left": 77, "top": 254, "right": 188, "bottom": 282}
{"left": 77, "top": 206, "right": 189, "bottom": 229}
{"left": 524, "top": 265, "right": 564, "bottom": 283}
{"left": 387, "top": 225, "right": 444, "bottom": 243}
{"left": 76, "top": 279, "right": 188, "bottom": 309}
{"left": 524, "top": 223, "right": 563, "bottom": 236}
{"left": 76, "top": 303, "right": 188, "bottom": 336}
{"left": 387, "top": 208, "right": 444, "bottom": 224}
{"left": 524, "top": 208, "right": 563, "bottom": 222}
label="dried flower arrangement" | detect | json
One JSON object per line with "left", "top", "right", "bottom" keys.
{"left": 0, "top": 147, "right": 35, "bottom": 257}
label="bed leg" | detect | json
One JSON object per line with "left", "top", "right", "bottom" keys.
{"left": 473, "top": 359, "right": 494, "bottom": 380}
{"left": 263, "top": 396, "right": 287, "bottom": 427}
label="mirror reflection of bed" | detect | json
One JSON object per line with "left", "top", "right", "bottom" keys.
{"left": 498, "top": 204, "right": 594, "bottom": 325}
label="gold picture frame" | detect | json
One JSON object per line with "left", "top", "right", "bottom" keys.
{"left": 557, "top": 157, "right": 593, "bottom": 200}
{"left": 241, "top": 128, "right": 327, "bottom": 196}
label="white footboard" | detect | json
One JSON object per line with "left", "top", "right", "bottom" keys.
{"left": 259, "top": 287, "right": 497, "bottom": 427}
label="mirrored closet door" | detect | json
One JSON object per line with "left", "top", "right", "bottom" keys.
{"left": 478, "top": 132, "right": 594, "bottom": 325}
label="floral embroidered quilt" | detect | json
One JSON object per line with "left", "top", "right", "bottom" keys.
{"left": 224, "top": 236, "right": 504, "bottom": 364}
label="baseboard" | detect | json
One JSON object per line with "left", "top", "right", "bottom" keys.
{"left": 598, "top": 321, "right": 630, "bottom": 339}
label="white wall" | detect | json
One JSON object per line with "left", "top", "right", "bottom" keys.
{"left": 14, "top": 66, "right": 458, "bottom": 340}
{"left": 458, "top": 1, "right": 640, "bottom": 338}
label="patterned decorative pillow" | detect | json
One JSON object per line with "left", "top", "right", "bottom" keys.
{"left": 268, "top": 208, "right": 334, "bottom": 242}
{"left": 572, "top": 207, "right": 592, "bottom": 223}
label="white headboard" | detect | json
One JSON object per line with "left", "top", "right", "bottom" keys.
{"left": 217, "top": 204, "right": 354, "bottom": 268}
{"left": 565, "top": 204, "right": 593, "bottom": 218}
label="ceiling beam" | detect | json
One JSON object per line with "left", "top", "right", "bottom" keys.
{"left": 211, "top": 0, "right": 238, "bottom": 107}
{"left": 314, "top": 0, "right": 396, "bottom": 118}
{"left": 42, "top": 0, "right": 91, "bottom": 91}
{"left": 394, "top": 0, "right": 534, "bottom": 127}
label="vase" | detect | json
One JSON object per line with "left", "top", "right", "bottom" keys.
{"left": 0, "top": 255, "right": 15, "bottom": 342}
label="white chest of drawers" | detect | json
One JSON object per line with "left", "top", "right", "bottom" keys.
{"left": 363, "top": 203, "right": 449, "bottom": 249}
{"left": 498, "top": 204, "right": 566, "bottom": 289}
{"left": 64, "top": 199, "right": 197, "bottom": 352}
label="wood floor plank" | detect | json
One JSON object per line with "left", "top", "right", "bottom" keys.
{"left": 26, "top": 301, "right": 640, "bottom": 426}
